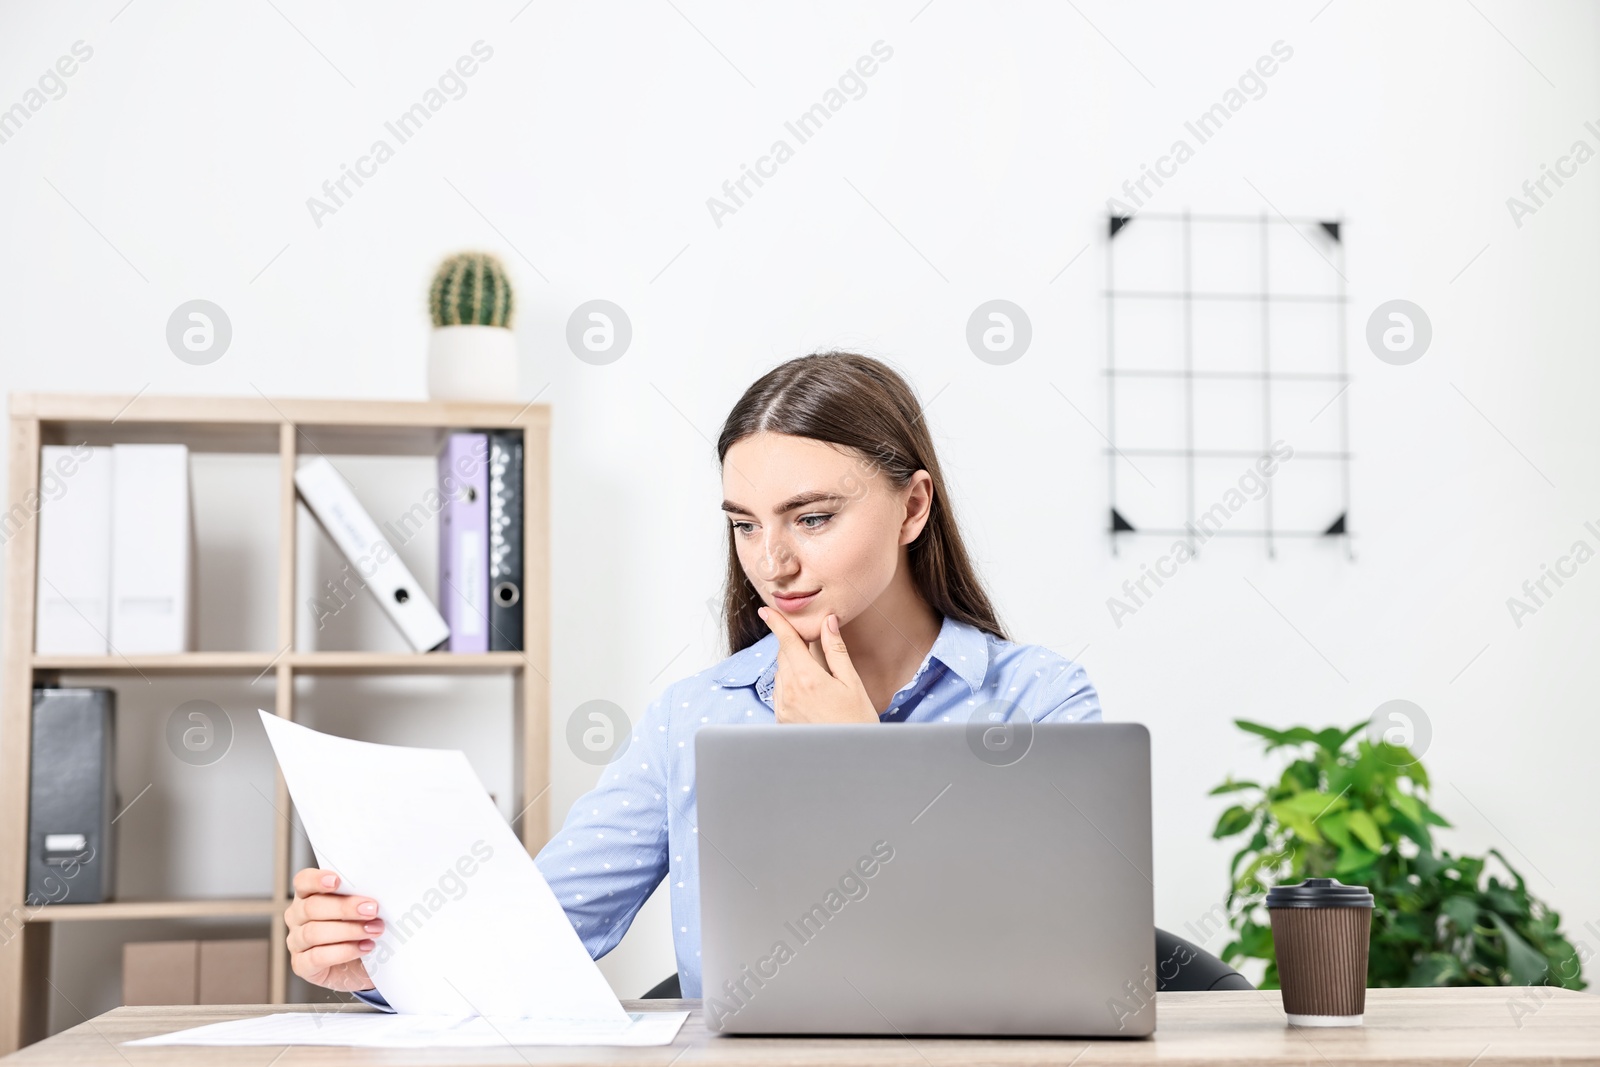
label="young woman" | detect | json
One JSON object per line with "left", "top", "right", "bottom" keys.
{"left": 284, "top": 351, "right": 1102, "bottom": 1004}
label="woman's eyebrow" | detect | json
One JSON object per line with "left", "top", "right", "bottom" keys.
{"left": 720, "top": 490, "right": 847, "bottom": 517}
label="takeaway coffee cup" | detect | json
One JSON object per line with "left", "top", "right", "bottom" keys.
{"left": 1266, "top": 877, "right": 1374, "bottom": 1026}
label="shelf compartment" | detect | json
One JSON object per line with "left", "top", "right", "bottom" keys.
{"left": 25, "top": 899, "right": 280, "bottom": 923}
{"left": 31, "top": 652, "right": 281, "bottom": 674}
{"left": 17, "top": 393, "right": 549, "bottom": 459}
{"left": 289, "top": 651, "right": 527, "bottom": 674}
{"left": 33, "top": 652, "right": 528, "bottom": 674}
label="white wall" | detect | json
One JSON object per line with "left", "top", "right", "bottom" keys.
{"left": 3, "top": 0, "right": 1598, "bottom": 1030}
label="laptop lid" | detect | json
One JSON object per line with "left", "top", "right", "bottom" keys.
{"left": 696, "top": 722, "right": 1156, "bottom": 1037}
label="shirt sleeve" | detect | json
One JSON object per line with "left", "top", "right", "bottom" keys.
{"left": 1034, "top": 656, "right": 1102, "bottom": 723}
{"left": 352, "top": 987, "right": 394, "bottom": 1012}
{"left": 532, "top": 685, "right": 673, "bottom": 961}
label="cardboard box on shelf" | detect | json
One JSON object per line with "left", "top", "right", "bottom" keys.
{"left": 198, "top": 939, "right": 269, "bottom": 1004}
{"left": 121, "top": 941, "right": 198, "bottom": 1006}
{"left": 122, "top": 938, "right": 269, "bottom": 1005}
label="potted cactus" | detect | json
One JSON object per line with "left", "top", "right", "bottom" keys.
{"left": 426, "top": 251, "right": 518, "bottom": 399}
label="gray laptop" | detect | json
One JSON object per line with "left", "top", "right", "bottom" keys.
{"left": 696, "top": 722, "right": 1155, "bottom": 1037}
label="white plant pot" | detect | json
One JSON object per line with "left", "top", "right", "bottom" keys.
{"left": 427, "top": 325, "right": 519, "bottom": 400}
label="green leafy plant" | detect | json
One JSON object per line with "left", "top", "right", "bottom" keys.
{"left": 429, "top": 251, "right": 515, "bottom": 328}
{"left": 1211, "top": 719, "right": 1585, "bottom": 991}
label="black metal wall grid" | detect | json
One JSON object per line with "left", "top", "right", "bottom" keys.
{"left": 1103, "top": 210, "right": 1353, "bottom": 560}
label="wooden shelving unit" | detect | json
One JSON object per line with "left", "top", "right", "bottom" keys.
{"left": 0, "top": 393, "right": 551, "bottom": 1053}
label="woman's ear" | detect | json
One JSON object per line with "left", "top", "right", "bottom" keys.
{"left": 899, "top": 471, "right": 934, "bottom": 546}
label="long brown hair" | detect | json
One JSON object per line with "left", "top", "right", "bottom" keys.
{"left": 715, "top": 351, "right": 1009, "bottom": 655}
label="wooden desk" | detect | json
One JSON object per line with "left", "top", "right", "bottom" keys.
{"left": 2, "top": 988, "right": 1596, "bottom": 1065}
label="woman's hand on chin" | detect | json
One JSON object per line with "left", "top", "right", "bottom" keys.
{"left": 759, "top": 607, "right": 879, "bottom": 724}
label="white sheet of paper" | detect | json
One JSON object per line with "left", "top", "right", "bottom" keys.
{"left": 257, "top": 711, "right": 628, "bottom": 1022}
{"left": 123, "top": 1011, "right": 690, "bottom": 1048}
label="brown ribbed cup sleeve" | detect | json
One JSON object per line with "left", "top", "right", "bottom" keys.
{"left": 1269, "top": 906, "right": 1371, "bottom": 1017}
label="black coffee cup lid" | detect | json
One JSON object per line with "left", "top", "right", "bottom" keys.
{"left": 1266, "top": 877, "right": 1374, "bottom": 908}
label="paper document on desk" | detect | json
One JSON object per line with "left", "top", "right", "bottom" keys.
{"left": 124, "top": 1010, "right": 689, "bottom": 1048}
{"left": 256, "top": 711, "right": 628, "bottom": 1023}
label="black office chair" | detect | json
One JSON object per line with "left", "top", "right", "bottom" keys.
{"left": 643, "top": 972, "right": 682, "bottom": 999}
{"left": 1153, "top": 928, "right": 1254, "bottom": 991}
{"left": 641, "top": 927, "right": 1251, "bottom": 998}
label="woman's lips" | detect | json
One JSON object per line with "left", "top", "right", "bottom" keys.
{"left": 772, "top": 590, "right": 819, "bottom": 612}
